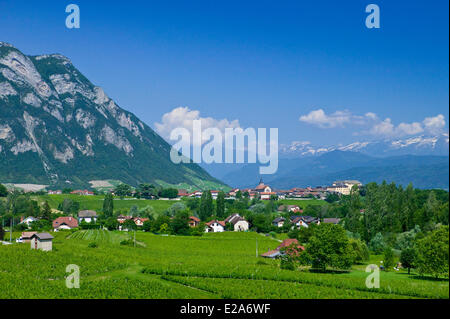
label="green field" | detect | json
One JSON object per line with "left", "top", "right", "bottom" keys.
{"left": 0, "top": 230, "right": 447, "bottom": 299}
{"left": 31, "top": 194, "right": 177, "bottom": 214}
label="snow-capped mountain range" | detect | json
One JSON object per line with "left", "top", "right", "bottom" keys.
{"left": 280, "top": 134, "right": 449, "bottom": 158}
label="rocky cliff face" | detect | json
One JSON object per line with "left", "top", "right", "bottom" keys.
{"left": 0, "top": 42, "right": 225, "bottom": 189}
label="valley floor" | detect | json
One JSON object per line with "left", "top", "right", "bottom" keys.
{"left": 0, "top": 230, "right": 448, "bottom": 299}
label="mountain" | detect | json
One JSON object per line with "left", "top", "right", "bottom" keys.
{"left": 221, "top": 151, "right": 449, "bottom": 190}
{"left": 0, "top": 42, "right": 227, "bottom": 190}
{"left": 280, "top": 134, "right": 449, "bottom": 158}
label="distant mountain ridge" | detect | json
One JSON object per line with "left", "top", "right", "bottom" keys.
{"left": 280, "top": 134, "right": 449, "bottom": 158}
{"left": 220, "top": 151, "right": 449, "bottom": 190}
{"left": 0, "top": 42, "right": 227, "bottom": 190}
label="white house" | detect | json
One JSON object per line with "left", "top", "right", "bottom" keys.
{"left": 224, "top": 213, "right": 249, "bottom": 232}
{"left": 78, "top": 210, "right": 98, "bottom": 223}
{"left": 205, "top": 220, "right": 225, "bottom": 233}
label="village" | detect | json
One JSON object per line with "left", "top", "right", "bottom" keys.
{"left": 4, "top": 179, "right": 362, "bottom": 253}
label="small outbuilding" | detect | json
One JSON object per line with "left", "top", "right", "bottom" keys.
{"left": 30, "top": 233, "right": 54, "bottom": 251}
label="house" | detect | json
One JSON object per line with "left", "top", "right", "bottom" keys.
{"left": 261, "top": 239, "right": 305, "bottom": 259}
{"left": 52, "top": 216, "right": 78, "bottom": 231}
{"left": 224, "top": 214, "right": 249, "bottom": 232}
{"left": 178, "top": 189, "right": 189, "bottom": 197}
{"left": 189, "top": 216, "right": 200, "bottom": 227}
{"left": 323, "top": 218, "right": 341, "bottom": 225}
{"left": 48, "top": 190, "right": 62, "bottom": 195}
{"left": 189, "top": 191, "right": 203, "bottom": 198}
{"left": 205, "top": 220, "right": 225, "bottom": 233}
{"left": 117, "top": 215, "right": 133, "bottom": 224}
{"left": 70, "top": 190, "right": 94, "bottom": 196}
{"left": 19, "top": 216, "right": 38, "bottom": 227}
{"left": 78, "top": 210, "right": 98, "bottom": 223}
{"left": 134, "top": 217, "right": 149, "bottom": 227}
{"left": 210, "top": 190, "right": 220, "bottom": 200}
{"left": 20, "top": 231, "right": 37, "bottom": 243}
{"left": 30, "top": 233, "right": 54, "bottom": 251}
{"left": 290, "top": 216, "right": 320, "bottom": 229}
{"left": 260, "top": 192, "right": 277, "bottom": 200}
{"left": 272, "top": 217, "right": 286, "bottom": 227}
{"left": 277, "top": 205, "right": 302, "bottom": 213}
{"left": 327, "top": 180, "right": 362, "bottom": 195}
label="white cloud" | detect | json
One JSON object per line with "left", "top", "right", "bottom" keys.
{"left": 299, "top": 109, "right": 379, "bottom": 128}
{"left": 299, "top": 109, "right": 353, "bottom": 128}
{"left": 423, "top": 114, "right": 446, "bottom": 134}
{"left": 154, "top": 106, "right": 241, "bottom": 144}
{"left": 300, "top": 108, "right": 447, "bottom": 138}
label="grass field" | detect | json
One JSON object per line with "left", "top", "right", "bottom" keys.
{"left": 0, "top": 230, "right": 447, "bottom": 299}
{"left": 31, "top": 194, "right": 177, "bottom": 214}
{"left": 26, "top": 195, "right": 328, "bottom": 215}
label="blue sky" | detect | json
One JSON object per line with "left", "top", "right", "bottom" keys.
{"left": 1, "top": 0, "right": 448, "bottom": 146}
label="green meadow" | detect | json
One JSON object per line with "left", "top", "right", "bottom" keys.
{"left": 31, "top": 194, "right": 177, "bottom": 214}
{"left": 0, "top": 230, "right": 447, "bottom": 299}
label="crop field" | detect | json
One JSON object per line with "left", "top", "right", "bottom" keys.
{"left": 0, "top": 230, "right": 447, "bottom": 299}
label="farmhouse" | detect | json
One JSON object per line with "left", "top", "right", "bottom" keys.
{"left": 53, "top": 216, "right": 78, "bottom": 230}
{"left": 189, "top": 216, "right": 200, "bottom": 227}
{"left": 117, "top": 215, "right": 133, "bottom": 224}
{"left": 224, "top": 214, "right": 249, "bottom": 232}
{"left": 20, "top": 231, "right": 37, "bottom": 243}
{"left": 205, "top": 220, "right": 225, "bottom": 233}
{"left": 78, "top": 210, "right": 98, "bottom": 223}
{"left": 30, "top": 233, "right": 54, "bottom": 251}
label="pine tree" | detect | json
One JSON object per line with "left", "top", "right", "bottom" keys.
{"left": 103, "top": 193, "right": 114, "bottom": 217}
{"left": 216, "top": 191, "right": 225, "bottom": 218}
{"left": 41, "top": 201, "right": 52, "bottom": 220}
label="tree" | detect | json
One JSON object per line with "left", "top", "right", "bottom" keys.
{"left": 114, "top": 183, "right": 132, "bottom": 198}
{"left": 41, "top": 201, "right": 52, "bottom": 220}
{"left": 300, "top": 223, "right": 354, "bottom": 271}
{"left": 325, "top": 192, "right": 340, "bottom": 203}
{"left": 123, "top": 218, "right": 137, "bottom": 231}
{"left": 400, "top": 247, "right": 416, "bottom": 274}
{"left": 216, "top": 191, "right": 226, "bottom": 218}
{"left": 349, "top": 238, "right": 370, "bottom": 264}
{"left": 159, "top": 188, "right": 178, "bottom": 199}
{"left": 105, "top": 217, "right": 119, "bottom": 231}
{"left": 415, "top": 226, "right": 449, "bottom": 278}
{"left": 199, "top": 191, "right": 213, "bottom": 221}
{"left": 0, "top": 184, "right": 8, "bottom": 197}
{"left": 170, "top": 211, "right": 190, "bottom": 235}
{"left": 383, "top": 247, "right": 395, "bottom": 271}
{"left": 103, "top": 193, "right": 114, "bottom": 217}
{"left": 369, "top": 232, "right": 385, "bottom": 254}
{"left": 0, "top": 224, "right": 4, "bottom": 240}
